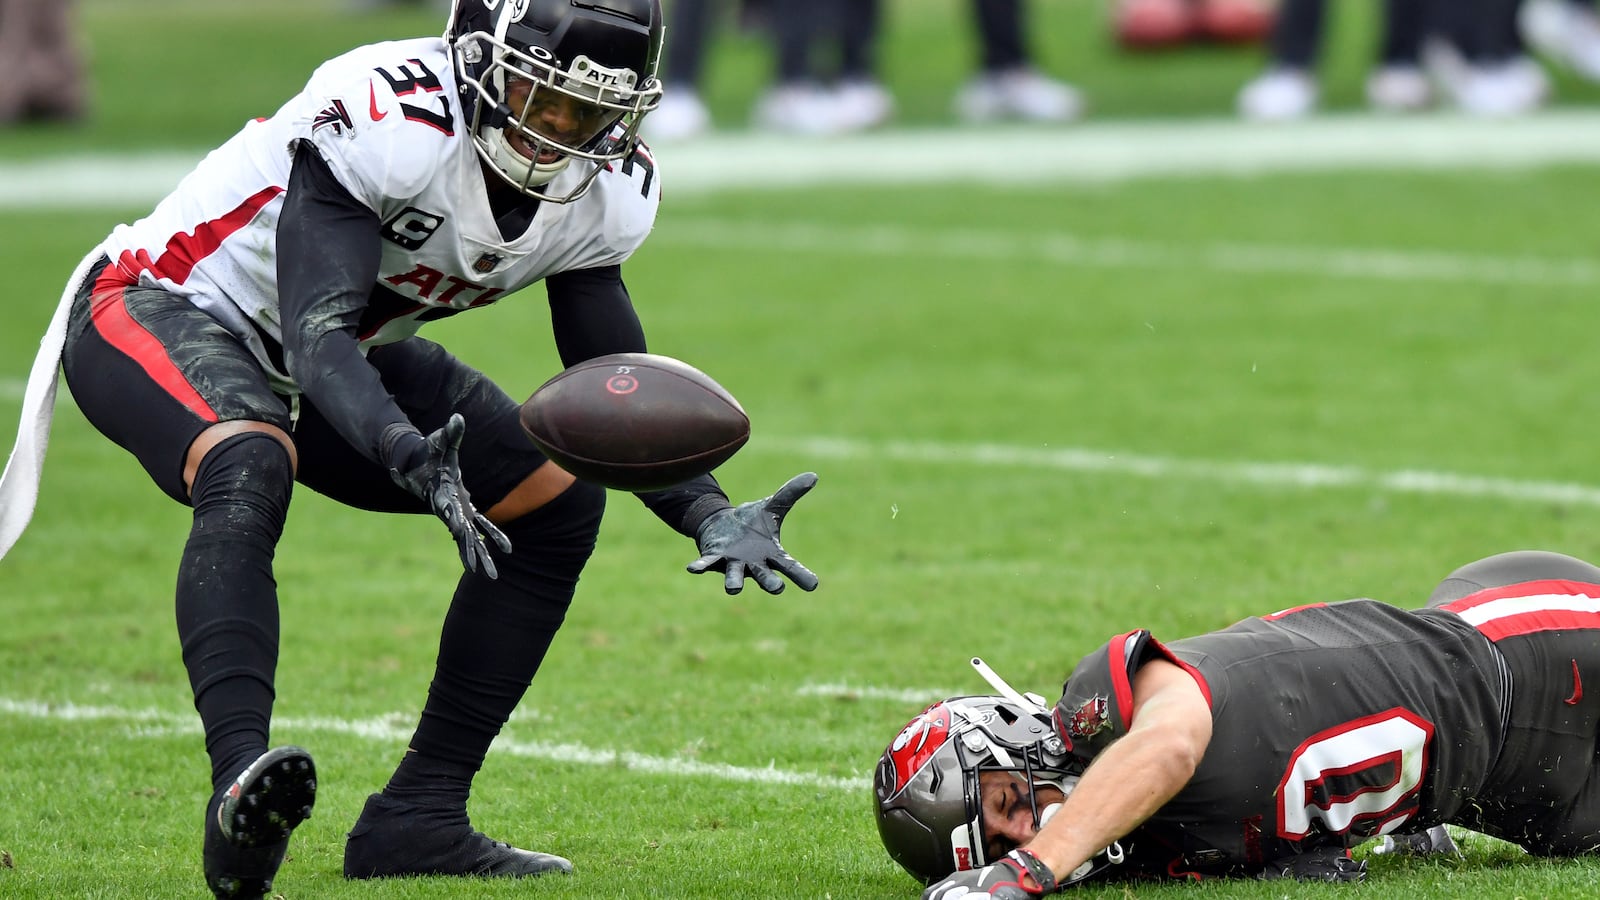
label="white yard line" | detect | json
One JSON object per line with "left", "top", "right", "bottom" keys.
{"left": 653, "top": 219, "right": 1600, "bottom": 288}
{"left": 797, "top": 683, "right": 964, "bottom": 706}
{"left": 0, "top": 696, "right": 870, "bottom": 791}
{"left": 749, "top": 436, "right": 1600, "bottom": 508}
{"left": 7, "top": 111, "right": 1600, "bottom": 210}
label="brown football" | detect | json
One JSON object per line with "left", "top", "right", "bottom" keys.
{"left": 518, "top": 353, "right": 750, "bottom": 491}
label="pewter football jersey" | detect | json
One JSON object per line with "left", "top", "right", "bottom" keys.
{"left": 1054, "top": 599, "right": 1507, "bottom": 874}
{"left": 98, "top": 37, "right": 660, "bottom": 393}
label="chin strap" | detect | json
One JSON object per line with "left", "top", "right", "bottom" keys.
{"left": 483, "top": 126, "right": 569, "bottom": 188}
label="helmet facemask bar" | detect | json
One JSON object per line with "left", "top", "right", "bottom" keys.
{"left": 453, "top": 28, "right": 662, "bottom": 202}
{"left": 949, "top": 711, "right": 1070, "bottom": 870}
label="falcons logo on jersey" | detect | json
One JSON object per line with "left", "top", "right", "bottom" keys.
{"left": 312, "top": 98, "right": 355, "bottom": 137}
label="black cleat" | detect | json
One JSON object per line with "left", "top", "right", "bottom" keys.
{"left": 343, "top": 791, "right": 573, "bottom": 879}
{"left": 203, "top": 746, "right": 317, "bottom": 899}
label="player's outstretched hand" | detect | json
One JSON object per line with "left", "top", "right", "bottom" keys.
{"left": 922, "top": 854, "right": 1052, "bottom": 899}
{"left": 390, "top": 413, "right": 512, "bottom": 578}
{"left": 688, "top": 472, "right": 819, "bottom": 595}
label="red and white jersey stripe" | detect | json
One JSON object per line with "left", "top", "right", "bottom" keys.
{"left": 1438, "top": 580, "right": 1600, "bottom": 641}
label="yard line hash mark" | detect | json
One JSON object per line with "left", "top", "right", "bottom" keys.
{"left": 797, "top": 683, "right": 964, "bottom": 706}
{"left": 654, "top": 220, "right": 1600, "bottom": 288}
{"left": 750, "top": 436, "right": 1600, "bottom": 508}
{"left": 0, "top": 697, "right": 869, "bottom": 791}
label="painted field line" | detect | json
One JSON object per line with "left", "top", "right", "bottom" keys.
{"left": 797, "top": 683, "right": 962, "bottom": 706}
{"left": 0, "top": 697, "right": 868, "bottom": 791}
{"left": 8, "top": 110, "right": 1600, "bottom": 210}
{"left": 655, "top": 219, "right": 1600, "bottom": 288}
{"left": 751, "top": 436, "right": 1600, "bottom": 508}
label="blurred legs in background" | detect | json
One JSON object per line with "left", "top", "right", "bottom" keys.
{"left": 754, "top": 0, "right": 892, "bottom": 135}
{"left": 1520, "top": 0, "right": 1600, "bottom": 80}
{"left": 649, "top": 0, "right": 720, "bottom": 140}
{"left": 1237, "top": 0, "right": 1548, "bottom": 120}
{"left": 1237, "top": 0, "right": 1433, "bottom": 120}
{"left": 0, "top": 0, "right": 88, "bottom": 125}
{"left": 953, "top": 0, "right": 1085, "bottom": 122}
{"left": 1235, "top": 0, "right": 1328, "bottom": 119}
{"left": 1365, "top": 0, "right": 1434, "bottom": 111}
{"left": 650, "top": 0, "right": 891, "bottom": 139}
{"left": 652, "top": 0, "right": 1087, "bottom": 138}
{"left": 1427, "top": 0, "right": 1550, "bottom": 116}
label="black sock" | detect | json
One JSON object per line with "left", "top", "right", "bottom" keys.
{"left": 175, "top": 432, "right": 293, "bottom": 793}
{"left": 384, "top": 480, "right": 605, "bottom": 809}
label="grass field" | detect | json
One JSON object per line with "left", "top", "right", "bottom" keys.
{"left": 5, "top": 1, "right": 1600, "bottom": 898}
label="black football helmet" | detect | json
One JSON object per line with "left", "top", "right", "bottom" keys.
{"left": 445, "top": 0, "right": 664, "bottom": 202}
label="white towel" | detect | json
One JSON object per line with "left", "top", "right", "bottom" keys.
{"left": 0, "top": 250, "right": 102, "bottom": 561}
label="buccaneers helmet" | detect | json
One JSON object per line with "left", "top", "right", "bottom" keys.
{"left": 874, "top": 694, "right": 1078, "bottom": 883}
{"left": 445, "top": 0, "right": 664, "bottom": 202}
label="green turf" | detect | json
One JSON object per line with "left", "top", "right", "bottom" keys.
{"left": 5, "top": 2, "right": 1600, "bottom": 899}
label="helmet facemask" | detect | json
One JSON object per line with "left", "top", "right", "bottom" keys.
{"left": 448, "top": 0, "right": 663, "bottom": 203}
{"left": 875, "top": 694, "right": 1077, "bottom": 882}
{"left": 873, "top": 659, "right": 1126, "bottom": 887}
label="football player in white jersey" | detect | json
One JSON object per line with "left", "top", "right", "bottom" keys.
{"left": 10, "top": 0, "right": 820, "bottom": 896}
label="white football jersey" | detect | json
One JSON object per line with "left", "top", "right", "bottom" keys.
{"left": 99, "top": 37, "right": 661, "bottom": 393}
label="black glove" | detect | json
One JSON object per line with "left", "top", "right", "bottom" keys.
{"left": 922, "top": 853, "right": 1053, "bottom": 900}
{"left": 1259, "top": 846, "right": 1367, "bottom": 883}
{"left": 686, "top": 472, "right": 818, "bottom": 594}
{"left": 388, "top": 413, "right": 511, "bottom": 579}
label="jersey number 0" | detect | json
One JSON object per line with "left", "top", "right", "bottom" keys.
{"left": 1275, "top": 708, "right": 1432, "bottom": 840}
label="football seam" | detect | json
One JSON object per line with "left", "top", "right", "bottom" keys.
{"left": 545, "top": 438, "right": 750, "bottom": 470}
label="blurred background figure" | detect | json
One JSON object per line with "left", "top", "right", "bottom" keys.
{"left": 1426, "top": 0, "right": 1550, "bottom": 116}
{"left": 1236, "top": 0, "right": 1548, "bottom": 120}
{"left": 753, "top": 0, "right": 893, "bottom": 134}
{"left": 0, "top": 0, "right": 89, "bottom": 126}
{"left": 1520, "top": 0, "right": 1600, "bottom": 80}
{"left": 646, "top": 0, "right": 1082, "bottom": 141}
{"left": 1237, "top": 0, "right": 1432, "bottom": 119}
{"left": 647, "top": 0, "right": 725, "bottom": 140}
{"left": 953, "top": 0, "right": 1085, "bottom": 123}
{"left": 647, "top": 0, "right": 890, "bottom": 139}
{"left": 1115, "top": 0, "right": 1277, "bottom": 51}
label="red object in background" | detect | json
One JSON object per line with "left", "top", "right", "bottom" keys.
{"left": 1195, "top": 0, "right": 1276, "bottom": 44}
{"left": 1115, "top": 0, "right": 1276, "bottom": 50}
{"left": 1115, "top": 0, "right": 1195, "bottom": 50}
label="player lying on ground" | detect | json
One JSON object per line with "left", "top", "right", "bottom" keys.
{"left": 875, "top": 549, "right": 1600, "bottom": 895}
{"left": 0, "top": 1, "right": 819, "bottom": 898}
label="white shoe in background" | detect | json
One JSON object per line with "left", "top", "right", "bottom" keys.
{"left": 753, "top": 82, "right": 848, "bottom": 135}
{"left": 1365, "top": 65, "right": 1433, "bottom": 113}
{"left": 644, "top": 87, "right": 711, "bottom": 142}
{"left": 1450, "top": 56, "right": 1551, "bottom": 117}
{"left": 953, "top": 68, "right": 1084, "bottom": 123}
{"left": 1521, "top": 0, "right": 1600, "bottom": 82}
{"left": 833, "top": 79, "right": 895, "bottom": 132}
{"left": 1236, "top": 67, "right": 1318, "bottom": 120}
